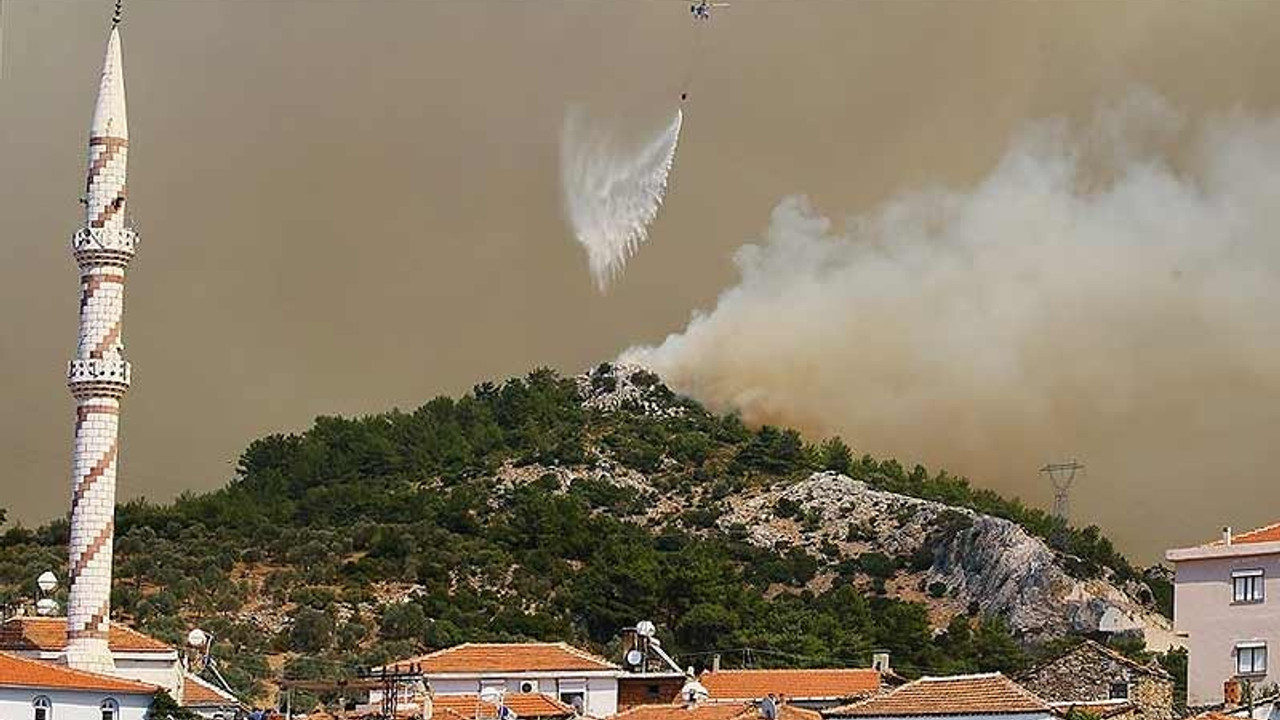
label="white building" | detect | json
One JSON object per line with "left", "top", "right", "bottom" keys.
{"left": 0, "top": 650, "right": 155, "bottom": 720}
{"left": 1167, "top": 523, "right": 1280, "bottom": 707}
{"left": 0, "top": 617, "right": 241, "bottom": 718}
{"left": 376, "top": 643, "right": 623, "bottom": 716}
{"left": 822, "top": 673, "right": 1054, "bottom": 720}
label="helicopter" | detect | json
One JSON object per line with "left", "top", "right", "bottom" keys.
{"left": 690, "top": 0, "right": 729, "bottom": 21}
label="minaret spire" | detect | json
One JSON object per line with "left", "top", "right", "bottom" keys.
{"left": 64, "top": 7, "right": 136, "bottom": 674}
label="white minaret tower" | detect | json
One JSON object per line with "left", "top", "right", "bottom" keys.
{"left": 65, "top": 1, "right": 134, "bottom": 674}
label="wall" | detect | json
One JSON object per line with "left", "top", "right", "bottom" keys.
{"left": 1174, "top": 553, "right": 1280, "bottom": 706}
{"left": 1018, "top": 644, "right": 1172, "bottom": 720}
{"left": 618, "top": 676, "right": 684, "bottom": 709}
{"left": 0, "top": 688, "right": 151, "bottom": 720}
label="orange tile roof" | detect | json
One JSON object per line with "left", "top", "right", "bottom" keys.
{"left": 0, "top": 617, "right": 172, "bottom": 653}
{"left": 826, "top": 674, "right": 1050, "bottom": 717}
{"left": 701, "top": 669, "right": 881, "bottom": 701}
{"left": 615, "top": 702, "right": 821, "bottom": 720}
{"left": 432, "top": 693, "right": 575, "bottom": 718}
{"left": 0, "top": 650, "right": 158, "bottom": 694}
{"left": 1223, "top": 523, "right": 1280, "bottom": 545}
{"left": 182, "top": 673, "right": 241, "bottom": 707}
{"left": 388, "top": 643, "right": 618, "bottom": 674}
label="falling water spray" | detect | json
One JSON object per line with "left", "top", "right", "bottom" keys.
{"left": 560, "top": 106, "right": 684, "bottom": 292}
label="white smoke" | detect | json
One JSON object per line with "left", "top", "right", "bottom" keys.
{"left": 623, "top": 95, "right": 1280, "bottom": 555}
{"left": 560, "top": 106, "right": 684, "bottom": 292}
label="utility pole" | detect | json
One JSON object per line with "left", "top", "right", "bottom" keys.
{"left": 1040, "top": 460, "right": 1084, "bottom": 521}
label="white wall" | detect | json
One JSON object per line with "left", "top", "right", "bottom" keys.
{"left": 373, "top": 673, "right": 620, "bottom": 716}
{"left": 0, "top": 687, "right": 151, "bottom": 720}
{"left": 112, "top": 657, "right": 183, "bottom": 696}
{"left": 1174, "top": 553, "right": 1280, "bottom": 706}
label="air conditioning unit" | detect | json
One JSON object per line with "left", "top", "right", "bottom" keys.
{"left": 520, "top": 681, "right": 537, "bottom": 694}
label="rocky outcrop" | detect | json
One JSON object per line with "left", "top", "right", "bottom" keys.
{"left": 717, "top": 472, "right": 1171, "bottom": 643}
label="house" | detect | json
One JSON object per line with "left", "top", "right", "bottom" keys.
{"left": 698, "top": 669, "right": 883, "bottom": 709}
{"left": 0, "top": 617, "right": 181, "bottom": 693}
{"left": 0, "top": 616, "right": 241, "bottom": 716}
{"left": 377, "top": 642, "right": 624, "bottom": 716}
{"left": 822, "top": 673, "right": 1054, "bottom": 720}
{"left": 1167, "top": 523, "right": 1280, "bottom": 706}
{"left": 0, "top": 649, "right": 157, "bottom": 720}
{"left": 1018, "top": 639, "right": 1173, "bottom": 720}
{"left": 611, "top": 700, "right": 823, "bottom": 720}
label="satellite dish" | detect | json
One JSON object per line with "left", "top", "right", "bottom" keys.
{"left": 636, "top": 620, "right": 656, "bottom": 638}
{"left": 187, "top": 628, "right": 210, "bottom": 648}
{"left": 35, "top": 598, "right": 59, "bottom": 616}
{"left": 625, "top": 649, "right": 645, "bottom": 667}
{"left": 37, "top": 571, "right": 57, "bottom": 593}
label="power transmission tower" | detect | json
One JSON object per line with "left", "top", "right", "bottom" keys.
{"left": 1041, "top": 460, "right": 1084, "bottom": 521}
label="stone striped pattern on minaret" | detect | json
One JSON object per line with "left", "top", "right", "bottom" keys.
{"left": 65, "top": 24, "right": 135, "bottom": 675}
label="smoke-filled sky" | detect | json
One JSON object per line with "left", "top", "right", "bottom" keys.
{"left": 3, "top": 0, "right": 1280, "bottom": 562}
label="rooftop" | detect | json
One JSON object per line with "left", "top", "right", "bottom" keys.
{"left": 0, "top": 617, "right": 172, "bottom": 654}
{"left": 614, "top": 702, "right": 822, "bottom": 720}
{"left": 1020, "top": 640, "right": 1171, "bottom": 681}
{"left": 182, "top": 673, "right": 241, "bottom": 708}
{"left": 825, "top": 673, "right": 1050, "bottom": 718}
{"left": 1221, "top": 522, "right": 1280, "bottom": 546}
{"left": 432, "top": 693, "right": 576, "bottom": 718}
{"left": 386, "top": 643, "right": 619, "bottom": 674}
{"left": 0, "top": 650, "right": 157, "bottom": 694}
{"left": 701, "top": 669, "right": 881, "bottom": 702}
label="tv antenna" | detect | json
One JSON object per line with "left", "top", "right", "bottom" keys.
{"left": 1041, "top": 460, "right": 1084, "bottom": 521}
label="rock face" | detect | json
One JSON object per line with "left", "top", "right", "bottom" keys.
{"left": 717, "top": 472, "right": 1171, "bottom": 643}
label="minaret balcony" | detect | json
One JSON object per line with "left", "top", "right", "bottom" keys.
{"left": 72, "top": 227, "right": 137, "bottom": 266}
{"left": 67, "top": 357, "right": 131, "bottom": 398}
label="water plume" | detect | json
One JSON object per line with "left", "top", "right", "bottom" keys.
{"left": 623, "top": 94, "right": 1280, "bottom": 557}
{"left": 561, "top": 106, "right": 683, "bottom": 292}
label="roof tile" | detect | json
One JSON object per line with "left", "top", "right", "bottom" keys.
{"left": 615, "top": 702, "right": 821, "bottom": 720}
{"left": 433, "top": 693, "right": 576, "bottom": 717}
{"left": 0, "top": 617, "right": 172, "bottom": 653}
{"left": 702, "top": 670, "right": 881, "bottom": 702}
{"left": 182, "top": 673, "right": 241, "bottom": 707}
{"left": 825, "top": 674, "right": 1049, "bottom": 717}
{"left": 388, "top": 643, "right": 618, "bottom": 674}
{"left": 0, "top": 650, "right": 157, "bottom": 694}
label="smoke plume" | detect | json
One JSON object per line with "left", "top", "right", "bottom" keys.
{"left": 624, "top": 95, "right": 1280, "bottom": 556}
{"left": 561, "top": 107, "right": 683, "bottom": 292}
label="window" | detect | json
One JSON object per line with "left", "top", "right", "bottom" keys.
{"left": 32, "top": 696, "right": 51, "bottom": 720}
{"left": 1109, "top": 682, "right": 1130, "bottom": 700}
{"left": 1237, "top": 643, "right": 1268, "bottom": 676}
{"left": 1233, "top": 569, "right": 1264, "bottom": 603}
{"left": 100, "top": 698, "right": 119, "bottom": 720}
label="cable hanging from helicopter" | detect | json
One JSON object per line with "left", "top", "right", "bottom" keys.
{"left": 680, "top": 1, "right": 729, "bottom": 103}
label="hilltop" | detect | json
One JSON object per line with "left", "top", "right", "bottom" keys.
{"left": 0, "top": 364, "right": 1174, "bottom": 701}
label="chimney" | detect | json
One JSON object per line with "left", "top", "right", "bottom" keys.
{"left": 872, "top": 652, "right": 891, "bottom": 674}
{"left": 1224, "top": 678, "right": 1242, "bottom": 706}
{"left": 1224, "top": 527, "right": 1234, "bottom": 545}
{"left": 712, "top": 654, "right": 721, "bottom": 673}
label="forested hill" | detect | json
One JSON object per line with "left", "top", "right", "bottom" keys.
{"left": 0, "top": 364, "right": 1174, "bottom": 702}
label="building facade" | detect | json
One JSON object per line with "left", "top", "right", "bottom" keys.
{"left": 0, "top": 651, "right": 155, "bottom": 720}
{"left": 376, "top": 643, "right": 623, "bottom": 717}
{"left": 1167, "top": 524, "right": 1280, "bottom": 707}
{"left": 1018, "top": 640, "right": 1173, "bottom": 720}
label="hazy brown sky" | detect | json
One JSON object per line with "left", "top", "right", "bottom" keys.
{"left": 3, "top": 0, "right": 1280, "bottom": 562}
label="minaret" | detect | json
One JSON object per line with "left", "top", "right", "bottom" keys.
{"left": 65, "top": 3, "right": 134, "bottom": 674}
